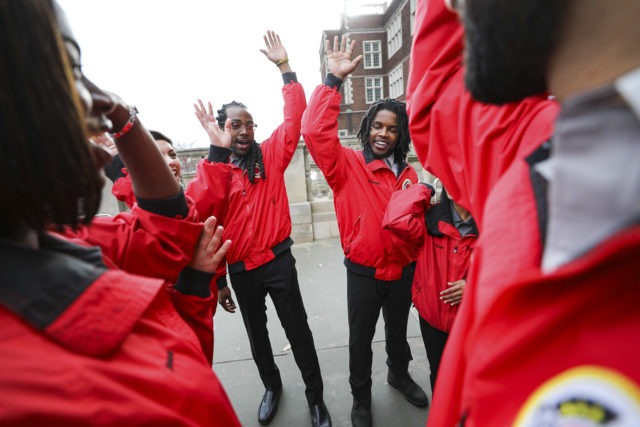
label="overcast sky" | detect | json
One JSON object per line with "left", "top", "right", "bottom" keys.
{"left": 57, "top": 0, "right": 385, "bottom": 148}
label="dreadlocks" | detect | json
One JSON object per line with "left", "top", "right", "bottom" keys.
{"left": 216, "top": 101, "right": 266, "bottom": 184}
{"left": 356, "top": 98, "right": 412, "bottom": 163}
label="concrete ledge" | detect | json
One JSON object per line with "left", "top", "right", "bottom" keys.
{"left": 292, "top": 223, "right": 313, "bottom": 244}
{"left": 311, "top": 199, "right": 335, "bottom": 213}
{"left": 312, "top": 212, "right": 337, "bottom": 223}
{"left": 289, "top": 201, "right": 312, "bottom": 225}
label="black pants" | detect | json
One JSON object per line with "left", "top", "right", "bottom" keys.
{"left": 346, "top": 268, "right": 413, "bottom": 399}
{"left": 230, "top": 249, "right": 324, "bottom": 406}
{"left": 419, "top": 316, "right": 449, "bottom": 393}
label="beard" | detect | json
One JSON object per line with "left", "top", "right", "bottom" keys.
{"left": 462, "top": 0, "right": 570, "bottom": 104}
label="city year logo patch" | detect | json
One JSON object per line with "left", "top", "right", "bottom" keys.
{"left": 515, "top": 366, "right": 640, "bottom": 427}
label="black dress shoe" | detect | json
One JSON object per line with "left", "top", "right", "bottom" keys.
{"left": 387, "top": 371, "right": 429, "bottom": 408}
{"left": 309, "top": 401, "right": 332, "bottom": 427}
{"left": 350, "top": 397, "right": 372, "bottom": 427}
{"left": 258, "top": 388, "right": 281, "bottom": 425}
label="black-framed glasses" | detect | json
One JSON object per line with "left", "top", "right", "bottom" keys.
{"left": 230, "top": 120, "right": 258, "bottom": 131}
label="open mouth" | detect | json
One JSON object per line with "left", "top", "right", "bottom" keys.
{"left": 235, "top": 140, "right": 250, "bottom": 150}
{"left": 373, "top": 140, "right": 389, "bottom": 150}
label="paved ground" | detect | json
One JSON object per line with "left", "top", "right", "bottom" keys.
{"left": 213, "top": 237, "right": 431, "bottom": 427}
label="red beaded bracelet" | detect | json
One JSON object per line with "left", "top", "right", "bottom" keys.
{"left": 110, "top": 105, "right": 138, "bottom": 139}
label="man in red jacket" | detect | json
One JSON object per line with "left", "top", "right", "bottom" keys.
{"left": 187, "top": 31, "right": 331, "bottom": 427}
{"left": 407, "top": 0, "right": 640, "bottom": 425}
{"left": 302, "top": 36, "right": 428, "bottom": 427}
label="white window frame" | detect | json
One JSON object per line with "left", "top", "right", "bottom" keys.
{"left": 365, "top": 76, "right": 384, "bottom": 103}
{"left": 343, "top": 77, "right": 353, "bottom": 105}
{"left": 363, "top": 40, "right": 382, "bottom": 69}
{"left": 389, "top": 64, "right": 404, "bottom": 98}
{"left": 387, "top": 11, "right": 402, "bottom": 57}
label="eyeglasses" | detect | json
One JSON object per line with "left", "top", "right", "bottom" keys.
{"left": 230, "top": 120, "right": 258, "bottom": 131}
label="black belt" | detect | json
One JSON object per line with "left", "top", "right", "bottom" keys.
{"left": 343, "top": 258, "right": 415, "bottom": 280}
{"left": 228, "top": 237, "right": 294, "bottom": 274}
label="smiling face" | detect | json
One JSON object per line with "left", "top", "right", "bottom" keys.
{"left": 225, "top": 105, "right": 255, "bottom": 158}
{"left": 367, "top": 109, "right": 399, "bottom": 159}
{"left": 155, "top": 139, "right": 181, "bottom": 182}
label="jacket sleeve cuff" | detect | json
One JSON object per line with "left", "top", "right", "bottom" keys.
{"left": 420, "top": 182, "right": 436, "bottom": 197}
{"left": 323, "top": 73, "right": 343, "bottom": 91}
{"left": 174, "top": 266, "right": 214, "bottom": 298}
{"left": 103, "top": 154, "right": 126, "bottom": 182}
{"left": 282, "top": 72, "right": 298, "bottom": 85}
{"left": 208, "top": 145, "right": 233, "bottom": 163}
{"left": 136, "top": 188, "right": 189, "bottom": 218}
{"left": 216, "top": 275, "right": 228, "bottom": 290}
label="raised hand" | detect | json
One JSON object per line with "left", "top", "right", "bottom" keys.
{"left": 193, "top": 99, "right": 232, "bottom": 149}
{"left": 325, "top": 35, "right": 363, "bottom": 80}
{"left": 188, "top": 216, "right": 232, "bottom": 273}
{"left": 260, "top": 30, "right": 291, "bottom": 72}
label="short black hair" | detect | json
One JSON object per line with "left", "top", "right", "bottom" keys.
{"left": 149, "top": 130, "right": 173, "bottom": 146}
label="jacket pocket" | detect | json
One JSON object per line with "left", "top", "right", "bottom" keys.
{"left": 344, "top": 216, "right": 362, "bottom": 256}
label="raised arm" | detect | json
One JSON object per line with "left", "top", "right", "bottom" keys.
{"left": 301, "top": 35, "right": 362, "bottom": 190}
{"left": 407, "top": 0, "right": 559, "bottom": 226}
{"left": 260, "top": 30, "right": 292, "bottom": 74}
{"left": 326, "top": 35, "right": 363, "bottom": 81}
{"left": 107, "top": 94, "right": 182, "bottom": 203}
{"left": 259, "top": 30, "right": 307, "bottom": 172}
{"left": 188, "top": 99, "right": 233, "bottom": 223}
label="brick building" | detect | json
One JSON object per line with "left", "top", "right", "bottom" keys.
{"left": 319, "top": 0, "right": 418, "bottom": 139}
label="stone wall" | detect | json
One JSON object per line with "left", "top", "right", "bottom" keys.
{"left": 98, "top": 139, "right": 430, "bottom": 243}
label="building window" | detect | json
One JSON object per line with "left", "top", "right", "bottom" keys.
{"left": 410, "top": 0, "right": 417, "bottom": 34}
{"left": 343, "top": 77, "right": 353, "bottom": 105}
{"left": 363, "top": 41, "right": 382, "bottom": 69}
{"left": 389, "top": 64, "right": 404, "bottom": 98}
{"left": 387, "top": 12, "right": 402, "bottom": 57}
{"left": 365, "top": 77, "right": 384, "bottom": 103}
{"left": 338, "top": 129, "right": 349, "bottom": 138}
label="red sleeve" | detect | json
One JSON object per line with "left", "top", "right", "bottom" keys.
{"left": 185, "top": 160, "right": 232, "bottom": 225}
{"left": 407, "top": 0, "right": 560, "bottom": 226}
{"left": 261, "top": 81, "right": 307, "bottom": 173}
{"left": 111, "top": 172, "right": 136, "bottom": 209}
{"left": 301, "top": 84, "right": 351, "bottom": 192}
{"left": 166, "top": 285, "right": 215, "bottom": 364}
{"left": 382, "top": 184, "right": 433, "bottom": 247}
{"left": 66, "top": 198, "right": 203, "bottom": 284}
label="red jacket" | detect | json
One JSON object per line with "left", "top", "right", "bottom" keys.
{"left": 383, "top": 184, "right": 477, "bottom": 332}
{"left": 111, "top": 168, "right": 136, "bottom": 208}
{"left": 59, "top": 196, "right": 216, "bottom": 360}
{"left": 302, "top": 84, "right": 419, "bottom": 281}
{"left": 0, "top": 235, "right": 240, "bottom": 427}
{"left": 406, "top": 0, "right": 559, "bottom": 228}
{"left": 62, "top": 198, "right": 204, "bottom": 285}
{"left": 407, "top": 1, "right": 640, "bottom": 426}
{"left": 187, "top": 81, "right": 306, "bottom": 272}
{"left": 109, "top": 165, "right": 232, "bottom": 293}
